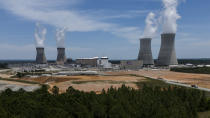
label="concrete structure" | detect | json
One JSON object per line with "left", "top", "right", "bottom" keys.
{"left": 138, "top": 38, "right": 154, "bottom": 66}
{"left": 76, "top": 58, "right": 98, "bottom": 67}
{"left": 97, "top": 57, "right": 112, "bottom": 69}
{"left": 36, "top": 48, "right": 47, "bottom": 64}
{"left": 56, "top": 48, "right": 67, "bottom": 65}
{"left": 157, "top": 33, "right": 178, "bottom": 66}
{"left": 76, "top": 57, "right": 112, "bottom": 68}
{"left": 120, "top": 60, "right": 143, "bottom": 70}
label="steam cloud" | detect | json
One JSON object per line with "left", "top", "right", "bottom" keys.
{"left": 56, "top": 28, "right": 66, "bottom": 48}
{"left": 142, "top": 12, "right": 157, "bottom": 38}
{"left": 34, "top": 23, "right": 47, "bottom": 48}
{"left": 162, "top": 0, "right": 181, "bottom": 33}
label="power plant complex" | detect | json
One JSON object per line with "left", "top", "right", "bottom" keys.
{"left": 34, "top": 0, "right": 180, "bottom": 67}
{"left": 137, "top": 33, "right": 178, "bottom": 66}
{"left": 34, "top": 30, "right": 179, "bottom": 66}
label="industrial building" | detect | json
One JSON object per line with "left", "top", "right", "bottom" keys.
{"left": 138, "top": 38, "right": 154, "bottom": 66}
{"left": 36, "top": 47, "right": 47, "bottom": 64}
{"left": 157, "top": 33, "right": 178, "bottom": 66}
{"left": 76, "top": 57, "right": 98, "bottom": 67}
{"left": 120, "top": 60, "right": 143, "bottom": 70}
{"left": 97, "top": 57, "right": 112, "bottom": 69}
{"left": 76, "top": 57, "right": 112, "bottom": 68}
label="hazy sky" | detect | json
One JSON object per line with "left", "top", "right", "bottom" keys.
{"left": 0, "top": 0, "right": 209, "bottom": 60}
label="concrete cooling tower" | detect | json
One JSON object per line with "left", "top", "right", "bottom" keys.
{"left": 36, "top": 48, "right": 47, "bottom": 64}
{"left": 57, "top": 48, "right": 67, "bottom": 65}
{"left": 157, "top": 33, "right": 178, "bottom": 66}
{"left": 138, "top": 38, "right": 154, "bottom": 65}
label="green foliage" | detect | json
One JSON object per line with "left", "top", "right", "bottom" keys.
{"left": 15, "top": 70, "right": 54, "bottom": 78}
{"left": 52, "top": 86, "right": 59, "bottom": 95}
{"left": 171, "top": 67, "right": 210, "bottom": 74}
{"left": 136, "top": 77, "right": 170, "bottom": 88}
{"left": 0, "top": 63, "right": 8, "bottom": 69}
{"left": 178, "top": 59, "right": 210, "bottom": 65}
{"left": 16, "top": 72, "right": 26, "bottom": 78}
{"left": 0, "top": 85, "right": 209, "bottom": 118}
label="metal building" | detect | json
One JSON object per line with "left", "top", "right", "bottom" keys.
{"left": 36, "top": 48, "right": 47, "bottom": 64}
{"left": 120, "top": 60, "right": 143, "bottom": 70}
{"left": 76, "top": 58, "right": 98, "bottom": 67}
{"left": 157, "top": 33, "right": 178, "bottom": 66}
{"left": 56, "top": 48, "right": 67, "bottom": 65}
{"left": 138, "top": 38, "right": 154, "bottom": 65}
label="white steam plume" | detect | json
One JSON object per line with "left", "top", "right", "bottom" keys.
{"left": 162, "top": 0, "right": 181, "bottom": 33}
{"left": 56, "top": 27, "right": 66, "bottom": 48}
{"left": 34, "top": 23, "right": 47, "bottom": 48}
{"left": 142, "top": 12, "right": 157, "bottom": 38}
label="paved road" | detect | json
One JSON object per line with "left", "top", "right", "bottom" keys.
{"left": 165, "top": 80, "right": 210, "bottom": 92}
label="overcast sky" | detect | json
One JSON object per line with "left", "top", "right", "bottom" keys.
{"left": 0, "top": 0, "right": 209, "bottom": 60}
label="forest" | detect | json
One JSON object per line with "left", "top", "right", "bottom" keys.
{"left": 0, "top": 63, "right": 8, "bottom": 69}
{"left": 171, "top": 67, "right": 210, "bottom": 74}
{"left": 0, "top": 85, "right": 210, "bottom": 118}
{"left": 178, "top": 59, "right": 210, "bottom": 65}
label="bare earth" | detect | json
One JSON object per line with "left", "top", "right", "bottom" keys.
{"left": 106, "top": 70, "right": 210, "bottom": 89}
{"left": 21, "top": 75, "right": 146, "bottom": 93}
{"left": 3, "top": 69, "right": 210, "bottom": 93}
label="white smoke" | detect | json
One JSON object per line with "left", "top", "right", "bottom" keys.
{"left": 34, "top": 23, "right": 47, "bottom": 48}
{"left": 162, "top": 0, "right": 181, "bottom": 33}
{"left": 56, "top": 27, "right": 67, "bottom": 48}
{"left": 142, "top": 12, "right": 157, "bottom": 38}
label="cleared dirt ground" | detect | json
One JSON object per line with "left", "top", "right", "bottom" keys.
{"left": 21, "top": 75, "right": 146, "bottom": 93}
{"left": 4, "top": 69, "right": 210, "bottom": 93}
{"left": 106, "top": 70, "right": 210, "bottom": 89}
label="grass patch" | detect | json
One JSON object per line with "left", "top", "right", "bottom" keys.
{"left": 171, "top": 67, "right": 210, "bottom": 74}
{"left": 135, "top": 77, "right": 172, "bottom": 89}
{"left": 0, "top": 77, "right": 40, "bottom": 85}
{"left": 135, "top": 76, "right": 210, "bottom": 99}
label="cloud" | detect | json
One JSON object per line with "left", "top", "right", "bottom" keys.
{"left": 142, "top": 12, "right": 158, "bottom": 38}
{"left": 0, "top": 0, "right": 142, "bottom": 44}
{"left": 78, "top": 10, "right": 150, "bottom": 20}
{"left": 34, "top": 23, "right": 47, "bottom": 47}
{"left": 111, "top": 27, "right": 142, "bottom": 44}
{"left": 161, "top": 0, "right": 181, "bottom": 33}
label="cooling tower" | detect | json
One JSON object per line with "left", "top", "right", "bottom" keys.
{"left": 56, "top": 48, "right": 67, "bottom": 65}
{"left": 138, "top": 38, "right": 154, "bottom": 65}
{"left": 36, "top": 48, "right": 47, "bottom": 64}
{"left": 157, "top": 33, "right": 178, "bottom": 66}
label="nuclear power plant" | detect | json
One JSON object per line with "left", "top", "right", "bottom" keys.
{"left": 157, "top": 33, "right": 178, "bottom": 66}
{"left": 36, "top": 47, "right": 47, "bottom": 64}
{"left": 56, "top": 48, "right": 67, "bottom": 65}
{"left": 138, "top": 38, "right": 154, "bottom": 65}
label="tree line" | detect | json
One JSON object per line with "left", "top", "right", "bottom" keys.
{"left": 171, "top": 67, "right": 210, "bottom": 74}
{"left": 0, "top": 63, "right": 8, "bottom": 69}
{"left": 0, "top": 85, "right": 210, "bottom": 118}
